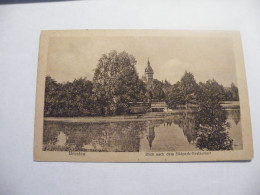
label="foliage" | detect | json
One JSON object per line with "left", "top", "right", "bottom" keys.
{"left": 165, "top": 73, "right": 235, "bottom": 150}
{"left": 44, "top": 50, "right": 148, "bottom": 117}
{"left": 92, "top": 50, "right": 147, "bottom": 116}
{"left": 172, "top": 105, "right": 233, "bottom": 150}
{"left": 44, "top": 51, "right": 240, "bottom": 117}
{"left": 179, "top": 71, "right": 199, "bottom": 105}
{"left": 43, "top": 120, "right": 147, "bottom": 152}
{"left": 44, "top": 76, "right": 61, "bottom": 116}
{"left": 194, "top": 80, "right": 233, "bottom": 150}
{"left": 166, "top": 82, "right": 185, "bottom": 108}
{"left": 166, "top": 71, "right": 239, "bottom": 109}
{"left": 166, "top": 71, "right": 198, "bottom": 109}
{"left": 194, "top": 108, "right": 233, "bottom": 151}
{"left": 224, "top": 82, "right": 239, "bottom": 101}
{"left": 44, "top": 76, "right": 93, "bottom": 117}
{"left": 152, "top": 79, "right": 166, "bottom": 101}
{"left": 196, "top": 79, "right": 226, "bottom": 112}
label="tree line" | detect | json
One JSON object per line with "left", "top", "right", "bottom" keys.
{"left": 165, "top": 71, "right": 239, "bottom": 109}
{"left": 44, "top": 50, "right": 239, "bottom": 117}
{"left": 44, "top": 51, "right": 146, "bottom": 117}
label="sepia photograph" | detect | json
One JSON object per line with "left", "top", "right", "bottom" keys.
{"left": 34, "top": 30, "right": 253, "bottom": 162}
{"left": 2, "top": 1, "right": 260, "bottom": 194}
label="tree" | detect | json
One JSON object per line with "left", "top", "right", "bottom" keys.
{"left": 44, "top": 76, "right": 94, "bottom": 117}
{"left": 166, "top": 71, "right": 198, "bottom": 109}
{"left": 162, "top": 80, "right": 172, "bottom": 96}
{"left": 223, "top": 83, "right": 239, "bottom": 101}
{"left": 179, "top": 71, "right": 199, "bottom": 106}
{"left": 152, "top": 79, "right": 166, "bottom": 101}
{"left": 197, "top": 79, "right": 225, "bottom": 112}
{"left": 44, "top": 76, "right": 61, "bottom": 116}
{"left": 194, "top": 107, "right": 233, "bottom": 150}
{"left": 92, "top": 50, "right": 146, "bottom": 115}
{"left": 166, "top": 82, "right": 185, "bottom": 109}
{"left": 194, "top": 79, "right": 233, "bottom": 150}
{"left": 60, "top": 78, "right": 93, "bottom": 116}
{"left": 230, "top": 82, "right": 239, "bottom": 101}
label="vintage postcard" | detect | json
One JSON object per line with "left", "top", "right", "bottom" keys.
{"left": 34, "top": 30, "right": 253, "bottom": 162}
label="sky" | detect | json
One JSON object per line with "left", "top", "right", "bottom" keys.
{"left": 46, "top": 34, "right": 238, "bottom": 87}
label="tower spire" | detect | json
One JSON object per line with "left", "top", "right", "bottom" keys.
{"left": 145, "top": 58, "right": 153, "bottom": 74}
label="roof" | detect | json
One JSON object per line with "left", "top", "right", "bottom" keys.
{"left": 151, "top": 102, "right": 167, "bottom": 108}
{"left": 145, "top": 59, "right": 154, "bottom": 74}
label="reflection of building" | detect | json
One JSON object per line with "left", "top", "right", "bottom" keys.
{"left": 146, "top": 122, "right": 155, "bottom": 150}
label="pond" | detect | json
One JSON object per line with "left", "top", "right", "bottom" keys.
{"left": 43, "top": 109, "right": 242, "bottom": 152}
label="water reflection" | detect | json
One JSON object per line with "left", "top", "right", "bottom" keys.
{"left": 229, "top": 109, "right": 241, "bottom": 125}
{"left": 172, "top": 113, "right": 197, "bottom": 144}
{"left": 146, "top": 122, "right": 155, "bottom": 150}
{"left": 43, "top": 121, "right": 147, "bottom": 152}
{"left": 194, "top": 108, "right": 233, "bottom": 151}
{"left": 43, "top": 109, "right": 242, "bottom": 152}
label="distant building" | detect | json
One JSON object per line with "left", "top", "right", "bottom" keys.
{"left": 142, "top": 58, "right": 154, "bottom": 90}
{"left": 151, "top": 101, "right": 167, "bottom": 112}
{"left": 140, "top": 58, "right": 167, "bottom": 112}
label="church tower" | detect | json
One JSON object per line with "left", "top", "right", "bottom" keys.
{"left": 145, "top": 58, "right": 154, "bottom": 90}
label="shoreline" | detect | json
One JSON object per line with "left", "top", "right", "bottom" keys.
{"left": 44, "top": 107, "right": 239, "bottom": 123}
{"left": 44, "top": 110, "right": 188, "bottom": 123}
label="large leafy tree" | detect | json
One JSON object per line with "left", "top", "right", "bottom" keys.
{"left": 166, "top": 71, "right": 198, "bottom": 109}
{"left": 92, "top": 50, "right": 146, "bottom": 116}
{"left": 197, "top": 79, "right": 226, "bottom": 112}
{"left": 193, "top": 79, "right": 233, "bottom": 150}
{"left": 179, "top": 71, "right": 199, "bottom": 106}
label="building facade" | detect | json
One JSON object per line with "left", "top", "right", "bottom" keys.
{"left": 142, "top": 58, "right": 154, "bottom": 90}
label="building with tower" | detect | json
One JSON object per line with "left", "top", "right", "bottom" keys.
{"left": 129, "top": 58, "right": 167, "bottom": 113}
{"left": 141, "top": 58, "right": 167, "bottom": 112}
{"left": 142, "top": 58, "right": 154, "bottom": 90}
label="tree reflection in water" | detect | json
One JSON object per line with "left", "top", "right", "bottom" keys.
{"left": 229, "top": 109, "right": 241, "bottom": 125}
{"left": 194, "top": 108, "right": 233, "bottom": 150}
{"left": 43, "top": 108, "right": 237, "bottom": 152}
{"left": 173, "top": 107, "right": 233, "bottom": 151}
{"left": 43, "top": 121, "right": 147, "bottom": 152}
